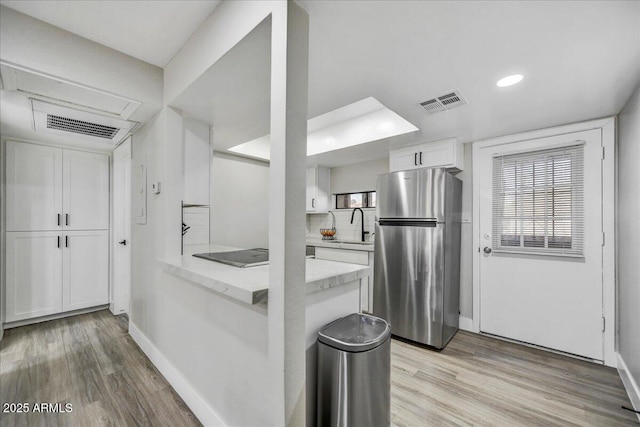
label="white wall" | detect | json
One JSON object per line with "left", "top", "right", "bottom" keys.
{"left": 211, "top": 152, "right": 269, "bottom": 248}
{"left": 329, "top": 157, "right": 388, "bottom": 195}
{"left": 183, "top": 119, "right": 211, "bottom": 206}
{"left": 617, "top": 84, "right": 640, "bottom": 407}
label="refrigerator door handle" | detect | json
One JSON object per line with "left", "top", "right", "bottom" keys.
{"left": 379, "top": 218, "right": 438, "bottom": 227}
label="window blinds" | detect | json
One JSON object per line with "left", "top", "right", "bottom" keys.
{"left": 492, "top": 143, "right": 584, "bottom": 256}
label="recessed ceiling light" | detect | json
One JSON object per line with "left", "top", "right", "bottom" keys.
{"left": 496, "top": 74, "right": 523, "bottom": 87}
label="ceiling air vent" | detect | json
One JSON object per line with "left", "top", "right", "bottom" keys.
{"left": 47, "top": 115, "right": 120, "bottom": 139}
{"left": 419, "top": 90, "right": 467, "bottom": 114}
{"left": 32, "top": 99, "right": 137, "bottom": 145}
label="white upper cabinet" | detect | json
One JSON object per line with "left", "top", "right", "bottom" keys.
{"left": 389, "top": 145, "right": 423, "bottom": 172}
{"left": 6, "top": 141, "right": 109, "bottom": 232}
{"left": 389, "top": 138, "right": 463, "bottom": 172}
{"left": 307, "top": 166, "right": 331, "bottom": 213}
{"left": 6, "top": 141, "right": 63, "bottom": 231}
{"left": 183, "top": 119, "right": 211, "bottom": 206}
{"left": 63, "top": 150, "right": 110, "bottom": 230}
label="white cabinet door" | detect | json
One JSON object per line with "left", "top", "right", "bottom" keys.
{"left": 62, "top": 230, "right": 109, "bottom": 312}
{"left": 63, "top": 150, "right": 110, "bottom": 230}
{"left": 5, "top": 232, "right": 63, "bottom": 322}
{"left": 6, "top": 141, "right": 63, "bottom": 231}
{"left": 306, "top": 167, "right": 317, "bottom": 211}
{"left": 306, "top": 166, "right": 331, "bottom": 213}
{"left": 314, "top": 247, "right": 372, "bottom": 312}
{"left": 389, "top": 145, "right": 420, "bottom": 172}
{"left": 420, "top": 138, "right": 463, "bottom": 170}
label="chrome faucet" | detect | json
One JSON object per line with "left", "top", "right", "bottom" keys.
{"left": 350, "top": 208, "right": 369, "bottom": 242}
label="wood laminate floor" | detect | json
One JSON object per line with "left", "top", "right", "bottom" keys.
{"left": 0, "top": 310, "right": 200, "bottom": 427}
{"left": 391, "top": 331, "right": 639, "bottom": 426}
{"left": 1, "top": 312, "right": 637, "bottom": 426}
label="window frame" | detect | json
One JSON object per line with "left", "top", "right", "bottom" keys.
{"left": 491, "top": 143, "right": 585, "bottom": 258}
{"left": 335, "top": 191, "right": 376, "bottom": 210}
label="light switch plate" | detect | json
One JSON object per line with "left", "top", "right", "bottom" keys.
{"left": 151, "top": 182, "right": 161, "bottom": 194}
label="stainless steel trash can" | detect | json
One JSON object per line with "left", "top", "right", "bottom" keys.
{"left": 316, "top": 313, "right": 391, "bottom": 427}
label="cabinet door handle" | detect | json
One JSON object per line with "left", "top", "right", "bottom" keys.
{"left": 57, "top": 214, "right": 61, "bottom": 226}
{"left": 312, "top": 198, "right": 315, "bottom": 208}
{"left": 65, "top": 214, "right": 69, "bottom": 226}
{"left": 65, "top": 236, "right": 69, "bottom": 248}
{"left": 57, "top": 236, "right": 61, "bottom": 248}
{"left": 419, "top": 152, "right": 423, "bottom": 165}
{"left": 414, "top": 153, "right": 417, "bottom": 166}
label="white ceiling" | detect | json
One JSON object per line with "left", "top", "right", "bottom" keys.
{"left": 298, "top": 0, "right": 640, "bottom": 164}
{"left": 0, "top": 0, "right": 221, "bottom": 67}
{"left": 1, "top": 1, "right": 639, "bottom": 166}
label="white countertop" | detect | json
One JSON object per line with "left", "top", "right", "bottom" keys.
{"left": 159, "top": 244, "right": 371, "bottom": 305}
{"left": 306, "top": 238, "right": 375, "bottom": 252}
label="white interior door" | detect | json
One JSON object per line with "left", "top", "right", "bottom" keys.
{"left": 63, "top": 149, "right": 110, "bottom": 230}
{"left": 112, "top": 139, "right": 131, "bottom": 314}
{"left": 477, "top": 129, "right": 604, "bottom": 360}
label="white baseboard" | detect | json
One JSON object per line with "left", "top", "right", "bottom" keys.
{"left": 617, "top": 352, "right": 640, "bottom": 422}
{"left": 129, "top": 322, "right": 227, "bottom": 427}
{"left": 459, "top": 315, "right": 474, "bottom": 332}
{"left": 4, "top": 305, "right": 109, "bottom": 329}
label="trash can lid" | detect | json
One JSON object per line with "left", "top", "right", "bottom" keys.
{"left": 318, "top": 313, "right": 391, "bottom": 352}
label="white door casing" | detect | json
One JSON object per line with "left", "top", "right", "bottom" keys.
{"left": 472, "top": 117, "right": 616, "bottom": 366}
{"left": 112, "top": 139, "right": 131, "bottom": 314}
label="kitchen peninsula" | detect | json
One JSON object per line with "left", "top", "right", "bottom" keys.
{"left": 160, "top": 244, "right": 370, "bottom": 306}
{"left": 155, "top": 244, "right": 370, "bottom": 425}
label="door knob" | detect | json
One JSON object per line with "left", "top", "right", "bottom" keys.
{"left": 119, "top": 240, "right": 127, "bottom": 246}
{"left": 483, "top": 247, "right": 492, "bottom": 254}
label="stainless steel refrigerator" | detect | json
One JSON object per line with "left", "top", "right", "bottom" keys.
{"left": 373, "top": 168, "right": 462, "bottom": 349}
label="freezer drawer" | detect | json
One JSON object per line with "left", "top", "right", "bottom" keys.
{"left": 373, "top": 222, "right": 446, "bottom": 347}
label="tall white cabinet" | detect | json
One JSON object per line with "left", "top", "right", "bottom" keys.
{"left": 5, "top": 141, "right": 110, "bottom": 323}
{"left": 306, "top": 166, "right": 330, "bottom": 213}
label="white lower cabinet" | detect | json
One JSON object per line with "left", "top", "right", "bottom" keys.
{"left": 6, "top": 232, "right": 63, "bottom": 322}
{"left": 5, "top": 230, "right": 108, "bottom": 323}
{"left": 63, "top": 230, "right": 109, "bottom": 312}
{"left": 314, "top": 247, "right": 375, "bottom": 313}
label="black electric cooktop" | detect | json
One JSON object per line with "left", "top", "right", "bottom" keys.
{"left": 193, "top": 248, "right": 269, "bottom": 268}
{"left": 193, "top": 246, "right": 315, "bottom": 268}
